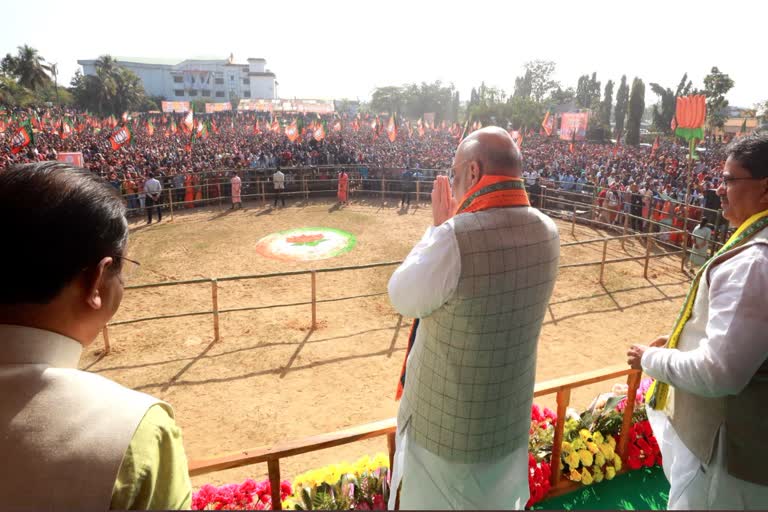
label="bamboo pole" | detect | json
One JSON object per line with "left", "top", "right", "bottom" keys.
{"left": 381, "top": 175, "right": 385, "bottom": 203}
{"left": 102, "top": 326, "right": 111, "bottom": 355}
{"left": 310, "top": 271, "right": 317, "bottom": 330}
{"left": 644, "top": 232, "right": 653, "bottom": 279}
{"left": 599, "top": 238, "right": 609, "bottom": 285}
{"left": 261, "top": 181, "right": 266, "bottom": 206}
{"left": 416, "top": 180, "right": 420, "bottom": 206}
{"left": 211, "top": 279, "right": 220, "bottom": 341}
{"left": 549, "top": 388, "right": 571, "bottom": 487}
{"left": 571, "top": 201, "right": 577, "bottom": 236}
{"left": 168, "top": 188, "right": 174, "bottom": 221}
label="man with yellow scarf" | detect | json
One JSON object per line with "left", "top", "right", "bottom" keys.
{"left": 627, "top": 133, "right": 768, "bottom": 509}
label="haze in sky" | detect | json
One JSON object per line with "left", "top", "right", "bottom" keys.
{"left": 3, "top": 0, "right": 765, "bottom": 108}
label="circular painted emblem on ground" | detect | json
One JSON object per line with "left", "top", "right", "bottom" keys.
{"left": 255, "top": 227, "right": 356, "bottom": 261}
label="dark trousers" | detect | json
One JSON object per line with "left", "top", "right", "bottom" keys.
{"left": 146, "top": 196, "right": 162, "bottom": 223}
{"left": 401, "top": 191, "right": 411, "bottom": 206}
{"left": 175, "top": 187, "right": 185, "bottom": 204}
{"left": 274, "top": 189, "right": 285, "bottom": 206}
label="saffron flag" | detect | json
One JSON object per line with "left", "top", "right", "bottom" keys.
{"left": 182, "top": 110, "right": 194, "bottom": 133}
{"left": 10, "top": 122, "right": 34, "bottom": 154}
{"left": 313, "top": 121, "right": 326, "bottom": 141}
{"left": 146, "top": 120, "right": 155, "bottom": 137}
{"left": 386, "top": 114, "right": 397, "bottom": 142}
{"left": 332, "top": 119, "right": 342, "bottom": 132}
{"left": 541, "top": 111, "right": 554, "bottom": 136}
{"left": 285, "top": 120, "right": 299, "bottom": 142}
{"left": 651, "top": 136, "right": 660, "bottom": 157}
{"left": 109, "top": 125, "right": 132, "bottom": 150}
{"left": 59, "top": 118, "right": 73, "bottom": 140}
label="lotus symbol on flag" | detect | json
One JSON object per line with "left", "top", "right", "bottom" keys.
{"left": 674, "top": 95, "right": 706, "bottom": 142}
{"left": 114, "top": 129, "right": 128, "bottom": 144}
{"left": 12, "top": 131, "right": 25, "bottom": 146}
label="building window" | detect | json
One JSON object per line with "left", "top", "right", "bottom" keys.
{"left": 202, "top": 90, "right": 211, "bottom": 97}
{"left": 230, "top": 75, "right": 235, "bottom": 81}
{"left": 243, "top": 78, "right": 250, "bottom": 85}
{"left": 174, "top": 90, "right": 185, "bottom": 97}
{"left": 243, "top": 91, "right": 251, "bottom": 98}
{"left": 215, "top": 91, "right": 225, "bottom": 98}
{"left": 215, "top": 77, "right": 224, "bottom": 85}
{"left": 188, "top": 90, "right": 198, "bottom": 97}
{"left": 173, "top": 76, "right": 183, "bottom": 83}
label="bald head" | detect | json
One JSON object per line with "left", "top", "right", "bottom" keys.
{"left": 452, "top": 126, "right": 523, "bottom": 199}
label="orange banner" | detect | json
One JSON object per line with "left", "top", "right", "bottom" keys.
{"left": 161, "top": 101, "right": 191, "bottom": 113}
{"left": 205, "top": 102, "right": 232, "bottom": 113}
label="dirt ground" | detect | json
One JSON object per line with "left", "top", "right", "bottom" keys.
{"left": 79, "top": 196, "right": 691, "bottom": 488}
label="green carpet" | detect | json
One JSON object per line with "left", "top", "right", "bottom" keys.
{"left": 534, "top": 466, "right": 670, "bottom": 510}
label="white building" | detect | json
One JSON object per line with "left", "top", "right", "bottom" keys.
{"left": 77, "top": 54, "right": 277, "bottom": 102}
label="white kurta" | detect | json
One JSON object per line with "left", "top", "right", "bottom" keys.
{"left": 387, "top": 221, "right": 530, "bottom": 510}
{"left": 642, "top": 243, "right": 768, "bottom": 509}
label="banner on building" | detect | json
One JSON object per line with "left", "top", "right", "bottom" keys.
{"left": 205, "top": 102, "right": 233, "bottom": 113}
{"left": 559, "top": 112, "right": 589, "bottom": 141}
{"left": 238, "top": 98, "right": 334, "bottom": 114}
{"left": 56, "top": 152, "right": 84, "bottom": 167}
{"left": 162, "top": 101, "right": 191, "bottom": 113}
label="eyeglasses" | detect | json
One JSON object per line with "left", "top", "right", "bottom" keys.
{"left": 720, "top": 176, "right": 766, "bottom": 188}
{"left": 115, "top": 255, "right": 141, "bottom": 283}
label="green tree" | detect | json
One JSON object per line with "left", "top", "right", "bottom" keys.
{"left": 70, "top": 55, "right": 151, "bottom": 115}
{"left": 703, "top": 66, "right": 734, "bottom": 130}
{"left": 3, "top": 45, "right": 52, "bottom": 91}
{"left": 614, "top": 75, "right": 629, "bottom": 140}
{"left": 524, "top": 60, "right": 559, "bottom": 103}
{"left": 370, "top": 86, "right": 403, "bottom": 114}
{"left": 600, "top": 80, "right": 613, "bottom": 129}
{"left": 545, "top": 86, "right": 575, "bottom": 109}
{"left": 649, "top": 83, "right": 675, "bottom": 134}
{"left": 513, "top": 69, "right": 532, "bottom": 99}
{"left": 625, "top": 77, "right": 645, "bottom": 145}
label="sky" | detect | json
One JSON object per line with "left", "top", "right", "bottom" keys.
{"left": 3, "top": 0, "right": 766, "bottom": 108}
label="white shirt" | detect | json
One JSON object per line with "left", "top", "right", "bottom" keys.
{"left": 642, "top": 244, "right": 768, "bottom": 509}
{"left": 143, "top": 178, "right": 162, "bottom": 198}
{"left": 387, "top": 220, "right": 529, "bottom": 510}
{"left": 273, "top": 170, "right": 285, "bottom": 190}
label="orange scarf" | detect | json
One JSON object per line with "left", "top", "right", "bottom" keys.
{"left": 454, "top": 175, "right": 529, "bottom": 214}
{"left": 395, "top": 175, "right": 530, "bottom": 401}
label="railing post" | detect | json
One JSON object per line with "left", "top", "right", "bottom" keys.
{"left": 550, "top": 388, "right": 571, "bottom": 487}
{"left": 644, "top": 233, "right": 652, "bottom": 279}
{"left": 571, "top": 201, "right": 577, "bottom": 236}
{"left": 617, "top": 371, "right": 642, "bottom": 460}
{"left": 381, "top": 175, "right": 385, "bottom": 203}
{"left": 599, "top": 238, "right": 609, "bottom": 285}
{"left": 711, "top": 211, "right": 721, "bottom": 258}
{"left": 680, "top": 207, "right": 690, "bottom": 272}
{"left": 168, "top": 188, "right": 174, "bottom": 221}
{"left": 102, "top": 326, "right": 111, "bottom": 355}
{"left": 622, "top": 204, "right": 629, "bottom": 249}
{"left": 268, "top": 459, "right": 283, "bottom": 510}
{"left": 416, "top": 180, "right": 420, "bottom": 206}
{"left": 311, "top": 271, "right": 317, "bottom": 330}
{"left": 387, "top": 432, "right": 396, "bottom": 479}
{"left": 211, "top": 279, "right": 220, "bottom": 341}
{"left": 261, "top": 181, "right": 266, "bottom": 206}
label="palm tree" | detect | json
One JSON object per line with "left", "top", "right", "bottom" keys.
{"left": 95, "top": 55, "right": 119, "bottom": 114}
{"left": 14, "top": 45, "right": 51, "bottom": 91}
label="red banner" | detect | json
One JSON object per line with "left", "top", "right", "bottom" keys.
{"left": 559, "top": 112, "right": 589, "bottom": 141}
{"left": 56, "top": 152, "right": 84, "bottom": 167}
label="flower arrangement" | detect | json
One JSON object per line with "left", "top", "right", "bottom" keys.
{"left": 291, "top": 453, "right": 390, "bottom": 510}
{"left": 192, "top": 478, "right": 293, "bottom": 510}
{"left": 194, "top": 379, "right": 663, "bottom": 509}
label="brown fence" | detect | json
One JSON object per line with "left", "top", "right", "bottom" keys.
{"left": 102, "top": 230, "right": 684, "bottom": 354}
{"left": 187, "top": 365, "right": 642, "bottom": 509}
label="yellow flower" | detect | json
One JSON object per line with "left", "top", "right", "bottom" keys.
{"left": 571, "top": 438, "right": 585, "bottom": 451}
{"left": 581, "top": 468, "right": 593, "bottom": 485}
{"left": 372, "top": 452, "right": 389, "bottom": 469}
{"left": 592, "top": 431, "right": 604, "bottom": 444}
{"left": 561, "top": 441, "right": 573, "bottom": 454}
{"left": 566, "top": 451, "right": 581, "bottom": 469}
{"left": 613, "top": 454, "right": 623, "bottom": 471}
{"left": 569, "top": 469, "right": 582, "bottom": 482}
{"left": 600, "top": 443, "right": 615, "bottom": 460}
{"left": 579, "top": 449, "right": 594, "bottom": 467}
{"left": 595, "top": 451, "right": 606, "bottom": 467}
{"left": 579, "top": 429, "right": 592, "bottom": 442}
{"left": 592, "top": 466, "right": 604, "bottom": 483}
{"left": 607, "top": 435, "right": 616, "bottom": 449}
{"left": 606, "top": 467, "right": 616, "bottom": 480}
{"left": 587, "top": 441, "right": 599, "bottom": 454}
